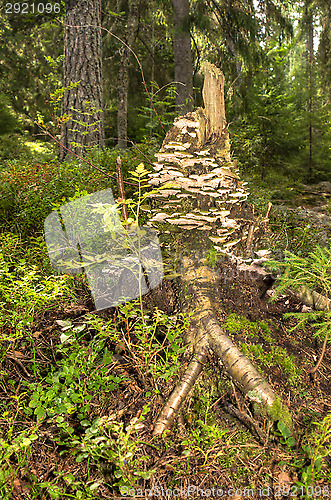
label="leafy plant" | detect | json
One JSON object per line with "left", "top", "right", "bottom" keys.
{"left": 0, "top": 233, "right": 74, "bottom": 340}
{"left": 73, "top": 406, "right": 154, "bottom": 488}
{"left": 124, "top": 162, "right": 155, "bottom": 226}
{"left": 275, "top": 421, "right": 296, "bottom": 449}
{"left": 26, "top": 332, "right": 124, "bottom": 426}
{"left": 298, "top": 414, "right": 331, "bottom": 486}
{"left": 279, "top": 414, "right": 331, "bottom": 490}
{"left": 0, "top": 428, "right": 39, "bottom": 498}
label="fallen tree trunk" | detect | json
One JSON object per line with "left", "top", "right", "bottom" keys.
{"left": 148, "top": 62, "right": 292, "bottom": 436}
{"left": 296, "top": 286, "right": 331, "bottom": 312}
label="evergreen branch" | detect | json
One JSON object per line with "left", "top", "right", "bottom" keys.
{"left": 267, "top": 246, "right": 331, "bottom": 375}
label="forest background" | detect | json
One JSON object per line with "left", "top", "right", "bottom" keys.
{"left": 1, "top": 0, "right": 330, "bottom": 184}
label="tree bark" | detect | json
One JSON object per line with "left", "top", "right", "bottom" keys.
{"left": 59, "top": 0, "right": 104, "bottom": 161}
{"left": 117, "top": 0, "right": 139, "bottom": 149}
{"left": 172, "top": 0, "right": 194, "bottom": 114}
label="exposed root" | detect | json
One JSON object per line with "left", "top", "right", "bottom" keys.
{"left": 309, "top": 332, "right": 329, "bottom": 376}
{"left": 152, "top": 340, "right": 208, "bottom": 436}
{"left": 153, "top": 257, "right": 292, "bottom": 436}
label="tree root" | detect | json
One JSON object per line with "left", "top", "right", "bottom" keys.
{"left": 294, "top": 286, "right": 330, "bottom": 376}
{"left": 152, "top": 340, "right": 208, "bottom": 436}
{"left": 309, "top": 332, "right": 328, "bottom": 377}
{"left": 153, "top": 257, "right": 292, "bottom": 436}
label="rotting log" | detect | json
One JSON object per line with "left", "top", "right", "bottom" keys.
{"left": 296, "top": 286, "right": 331, "bottom": 312}
{"left": 147, "top": 62, "right": 292, "bottom": 436}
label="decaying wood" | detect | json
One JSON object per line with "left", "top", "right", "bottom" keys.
{"left": 246, "top": 223, "right": 255, "bottom": 253}
{"left": 201, "top": 62, "right": 227, "bottom": 143}
{"left": 246, "top": 203, "right": 272, "bottom": 256}
{"left": 148, "top": 62, "right": 292, "bottom": 436}
{"left": 222, "top": 400, "right": 267, "bottom": 443}
{"left": 296, "top": 286, "right": 331, "bottom": 312}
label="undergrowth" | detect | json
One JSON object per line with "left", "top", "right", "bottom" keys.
{"left": 0, "top": 138, "right": 330, "bottom": 497}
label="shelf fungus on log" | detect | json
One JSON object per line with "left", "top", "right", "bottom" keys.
{"left": 147, "top": 62, "right": 292, "bottom": 437}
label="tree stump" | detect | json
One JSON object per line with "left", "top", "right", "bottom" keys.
{"left": 148, "top": 63, "right": 292, "bottom": 436}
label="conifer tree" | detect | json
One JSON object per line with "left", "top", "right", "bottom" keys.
{"left": 59, "top": 0, "right": 105, "bottom": 161}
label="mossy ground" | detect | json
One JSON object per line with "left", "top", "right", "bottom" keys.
{"left": 1, "top": 251, "right": 331, "bottom": 498}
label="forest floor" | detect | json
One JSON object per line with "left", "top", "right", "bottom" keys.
{"left": 2, "top": 183, "right": 331, "bottom": 500}
{"left": 6, "top": 262, "right": 331, "bottom": 499}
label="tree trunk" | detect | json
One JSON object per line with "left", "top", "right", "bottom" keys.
{"left": 148, "top": 63, "right": 292, "bottom": 436}
{"left": 305, "top": 2, "right": 314, "bottom": 178}
{"left": 117, "top": 0, "right": 139, "bottom": 149}
{"left": 59, "top": 0, "right": 104, "bottom": 161}
{"left": 172, "top": 0, "right": 194, "bottom": 114}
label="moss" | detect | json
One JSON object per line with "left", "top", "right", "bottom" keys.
{"left": 268, "top": 396, "right": 292, "bottom": 430}
{"left": 227, "top": 315, "right": 302, "bottom": 387}
{"left": 225, "top": 313, "right": 275, "bottom": 343}
{"left": 249, "top": 395, "right": 292, "bottom": 430}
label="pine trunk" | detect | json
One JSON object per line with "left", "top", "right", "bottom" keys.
{"left": 59, "top": 0, "right": 104, "bottom": 161}
{"left": 172, "top": 0, "right": 193, "bottom": 114}
{"left": 117, "top": 0, "right": 139, "bottom": 149}
{"left": 305, "top": 2, "right": 314, "bottom": 177}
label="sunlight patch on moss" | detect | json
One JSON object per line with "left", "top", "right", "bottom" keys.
{"left": 24, "top": 140, "right": 53, "bottom": 154}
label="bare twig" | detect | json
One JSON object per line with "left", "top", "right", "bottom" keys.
{"left": 309, "top": 332, "right": 328, "bottom": 376}
{"left": 116, "top": 156, "right": 128, "bottom": 221}
{"left": 6, "top": 354, "right": 32, "bottom": 379}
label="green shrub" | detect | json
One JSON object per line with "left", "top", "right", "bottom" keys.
{"left": 0, "top": 160, "right": 92, "bottom": 235}
{"left": 0, "top": 94, "right": 21, "bottom": 136}
{"left": 0, "top": 135, "right": 31, "bottom": 162}
{"left": 0, "top": 141, "right": 158, "bottom": 236}
{"left": 0, "top": 233, "right": 75, "bottom": 340}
